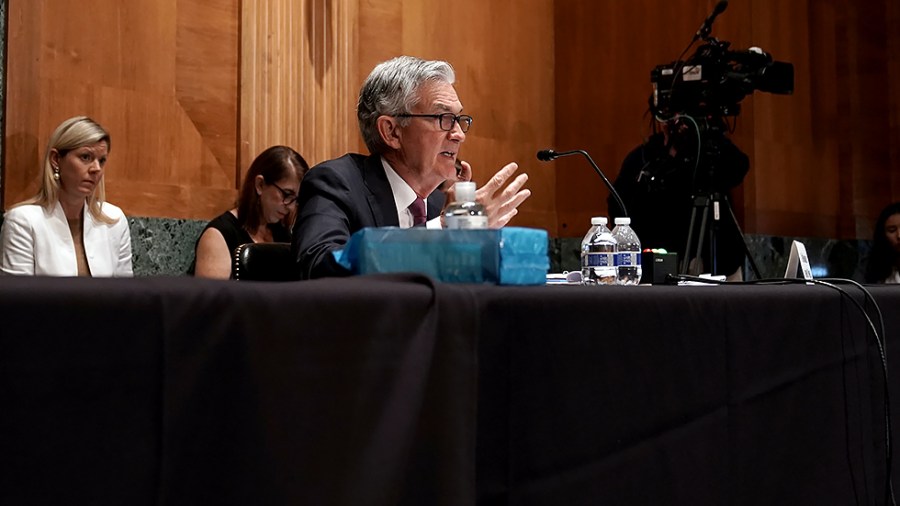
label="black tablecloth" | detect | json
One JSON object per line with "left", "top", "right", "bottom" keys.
{"left": 1, "top": 275, "right": 476, "bottom": 505}
{"left": 1, "top": 276, "right": 897, "bottom": 505}
{"left": 474, "top": 283, "right": 895, "bottom": 505}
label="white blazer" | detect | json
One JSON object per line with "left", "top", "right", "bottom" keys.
{"left": 0, "top": 201, "right": 133, "bottom": 277}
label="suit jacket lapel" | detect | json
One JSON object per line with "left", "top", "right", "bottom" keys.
{"left": 362, "top": 154, "right": 399, "bottom": 227}
{"left": 426, "top": 188, "right": 446, "bottom": 220}
{"left": 362, "top": 154, "right": 447, "bottom": 226}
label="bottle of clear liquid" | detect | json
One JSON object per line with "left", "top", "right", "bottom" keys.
{"left": 444, "top": 182, "right": 488, "bottom": 229}
{"left": 582, "top": 217, "right": 617, "bottom": 285}
{"left": 612, "top": 217, "right": 642, "bottom": 285}
{"left": 580, "top": 217, "right": 601, "bottom": 271}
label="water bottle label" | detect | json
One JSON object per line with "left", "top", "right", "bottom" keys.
{"left": 614, "top": 252, "right": 641, "bottom": 267}
{"left": 446, "top": 215, "right": 488, "bottom": 229}
{"left": 586, "top": 252, "right": 613, "bottom": 267}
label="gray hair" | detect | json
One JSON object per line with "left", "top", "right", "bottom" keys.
{"left": 357, "top": 56, "right": 456, "bottom": 154}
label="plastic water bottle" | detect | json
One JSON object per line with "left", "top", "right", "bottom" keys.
{"left": 612, "top": 217, "right": 642, "bottom": 285}
{"left": 582, "top": 217, "right": 617, "bottom": 285}
{"left": 444, "top": 182, "right": 488, "bottom": 229}
{"left": 580, "top": 217, "right": 600, "bottom": 270}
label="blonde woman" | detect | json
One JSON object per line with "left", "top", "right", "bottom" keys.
{"left": 0, "top": 116, "right": 133, "bottom": 276}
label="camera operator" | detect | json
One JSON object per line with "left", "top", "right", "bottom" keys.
{"left": 607, "top": 4, "right": 791, "bottom": 280}
{"left": 608, "top": 116, "right": 750, "bottom": 278}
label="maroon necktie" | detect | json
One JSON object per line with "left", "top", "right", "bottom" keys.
{"left": 408, "top": 198, "right": 427, "bottom": 227}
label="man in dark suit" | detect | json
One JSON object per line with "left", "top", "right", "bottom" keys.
{"left": 292, "top": 56, "right": 531, "bottom": 279}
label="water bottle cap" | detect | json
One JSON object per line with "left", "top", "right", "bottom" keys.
{"left": 590, "top": 216, "right": 608, "bottom": 225}
{"left": 614, "top": 217, "right": 631, "bottom": 225}
{"left": 453, "top": 181, "right": 477, "bottom": 202}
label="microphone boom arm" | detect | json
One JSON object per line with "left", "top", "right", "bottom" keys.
{"left": 537, "top": 149, "right": 628, "bottom": 218}
{"left": 694, "top": 0, "right": 728, "bottom": 41}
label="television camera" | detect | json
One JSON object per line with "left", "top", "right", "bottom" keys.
{"left": 650, "top": 38, "right": 794, "bottom": 120}
{"left": 641, "top": 2, "right": 795, "bottom": 277}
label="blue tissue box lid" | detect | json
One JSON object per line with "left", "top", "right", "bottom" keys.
{"left": 335, "top": 227, "right": 548, "bottom": 285}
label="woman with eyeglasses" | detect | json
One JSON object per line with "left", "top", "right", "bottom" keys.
{"left": 190, "top": 145, "right": 309, "bottom": 279}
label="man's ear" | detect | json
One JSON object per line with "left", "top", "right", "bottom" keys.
{"left": 377, "top": 116, "right": 402, "bottom": 150}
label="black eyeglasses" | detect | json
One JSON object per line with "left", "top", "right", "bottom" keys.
{"left": 269, "top": 181, "right": 298, "bottom": 205}
{"left": 394, "top": 113, "right": 473, "bottom": 133}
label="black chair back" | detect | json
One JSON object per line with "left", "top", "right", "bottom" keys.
{"left": 232, "top": 242, "right": 296, "bottom": 281}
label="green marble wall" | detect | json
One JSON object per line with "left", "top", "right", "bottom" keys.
{"left": 550, "top": 234, "right": 869, "bottom": 282}
{"left": 0, "top": 213, "right": 874, "bottom": 279}
{"left": 129, "top": 217, "right": 206, "bottom": 276}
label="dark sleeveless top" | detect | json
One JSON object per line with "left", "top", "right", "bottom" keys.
{"left": 187, "top": 211, "right": 291, "bottom": 275}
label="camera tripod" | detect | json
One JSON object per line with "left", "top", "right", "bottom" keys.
{"left": 679, "top": 191, "right": 761, "bottom": 279}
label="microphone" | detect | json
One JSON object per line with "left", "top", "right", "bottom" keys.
{"left": 694, "top": 0, "right": 728, "bottom": 41}
{"left": 536, "top": 149, "right": 628, "bottom": 217}
{"left": 536, "top": 149, "right": 559, "bottom": 162}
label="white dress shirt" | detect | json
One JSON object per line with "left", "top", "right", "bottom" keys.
{"left": 0, "top": 200, "right": 133, "bottom": 276}
{"left": 381, "top": 158, "right": 442, "bottom": 229}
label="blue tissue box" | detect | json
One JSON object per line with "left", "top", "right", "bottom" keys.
{"left": 335, "top": 227, "right": 549, "bottom": 285}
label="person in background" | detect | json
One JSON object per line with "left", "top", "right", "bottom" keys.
{"left": 864, "top": 201, "right": 900, "bottom": 284}
{"left": 191, "top": 145, "right": 309, "bottom": 279}
{"left": 0, "top": 116, "right": 133, "bottom": 276}
{"left": 292, "top": 55, "right": 531, "bottom": 279}
{"left": 609, "top": 116, "right": 750, "bottom": 279}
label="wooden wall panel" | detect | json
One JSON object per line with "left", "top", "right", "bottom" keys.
{"left": 5, "top": 0, "right": 897, "bottom": 240}
{"left": 358, "top": 0, "right": 557, "bottom": 233}
{"left": 3, "top": 0, "right": 41, "bottom": 202}
{"left": 891, "top": 0, "right": 900, "bottom": 200}
{"left": 555, "top": 0, "right": 900, "bottom": 239}
{"left": 555, "top": 0, "right": 732, "bottom": 237}
{"left": 744, "top": 0, "right": 900, "bottom": 240}
{"left": 177, "top": 0, "right": 240, "bottom": 188}
{"left": 240, "top": 0, "right": 358, "bottom": 176}
{"left": 3, "top": 0, "right": 239, "bottom": 219}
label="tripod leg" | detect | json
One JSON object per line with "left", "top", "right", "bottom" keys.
{"left": 723, "top": 196, "right": 762, "bottom": 280}
{"left": 692, "top": 205, "right": 709, "bottom": 276}
{"left": 681, "top": 203, "right": 700, "bottom": 274}
{"left": 709, "top": 198, "right": 720, "bottom": 276}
